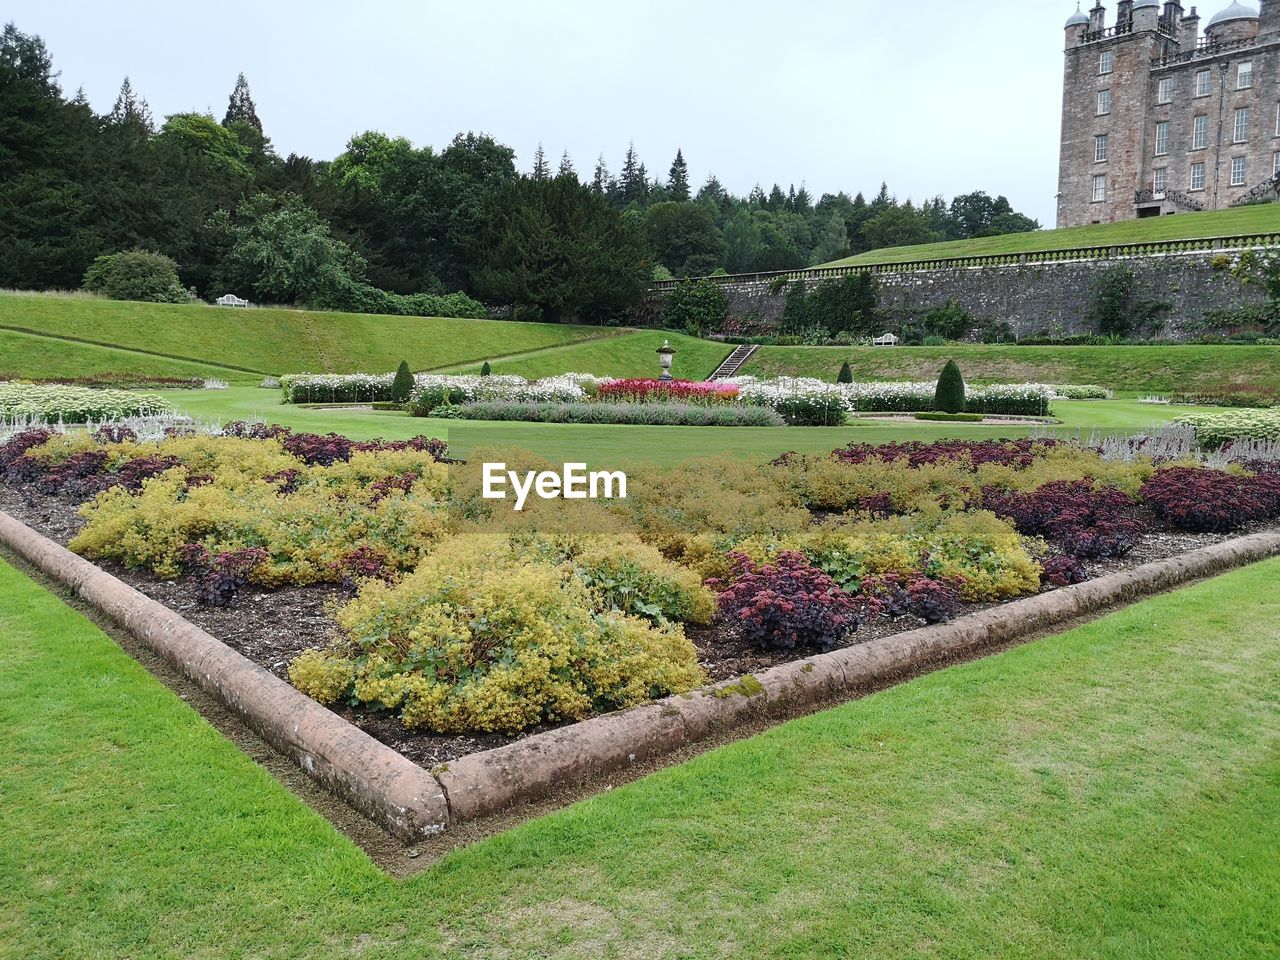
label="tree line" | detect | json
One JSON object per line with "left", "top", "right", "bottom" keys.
{"left": 1, "top": 23, "right": 1040, "bottom": 324}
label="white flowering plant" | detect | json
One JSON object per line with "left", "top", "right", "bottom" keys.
{"left": 0, "top": 383, "right": 171, "bottom": 424}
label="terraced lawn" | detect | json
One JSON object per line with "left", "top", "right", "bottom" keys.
{"left": 3, "top": 550, "right": 1278, "bottom": 958}
{"left": 819, "top": 204, "right": 1280, "bottom": 268}
{"left": 0, "top": 293, "right": 614, "bottom": 379}
{"left": 444, "top": 329, "right": 732, "bottom": 380}
{"left": 741, "top": 343, "right": 1280, "bottom": 395}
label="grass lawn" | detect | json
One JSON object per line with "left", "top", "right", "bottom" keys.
{"left": 0, "top": 293, "right": 616, "bottom": 379}
{"left": 3, "top": 548, "right": 1278, "bottom": 958}
{"left": 0, "top": 327, "right": 259, "bottom": 383}
{"left": 159, "top": 386, "right": 1225, "bottom": 467}
{"left": 819, "top": 204, "right": 1280, "bottom": 268}
{"left": 446, "top": 329, "right": 733, "bottom": 381}
{"left": 742, "top": 342, "right": 1280, "bottom": 395}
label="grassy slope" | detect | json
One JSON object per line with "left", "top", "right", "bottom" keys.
{"left": 3, "top": 556, "right": 1278, "bottom": 959}
{"left": 742, "top": 343, "right": 1280, "bottom": 393}
{"left": 0, "top": 328, "right": 255, "bottom": 382}
{"left": 163, "top": 386, "right": 1222, "bottom": 467}
{"left": 447, "top": 330, "right": 732, "bottom": 380}
{"left": 820, "top": 204, "right": 1280, "bottom": 268}
{"left": 0, "top": 294, "right": 613, "bottom": 379}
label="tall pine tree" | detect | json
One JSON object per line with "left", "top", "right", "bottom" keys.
{"left": 557, "top": 150, "right": 575, "bottom": 178}
{"left": 108, "top": 76, "right": 153, "bottom": 132}
{"left": 222, "top": 72, "right": 262, "bottom": 133}
{"left": 667, "top": 148, "right": 690, "bottom": 201}
{"left": 531, "top": 142, "right": 550, "bottom": 180}
{"left": 590, "top": 154, "right": 610, "bottom": 194}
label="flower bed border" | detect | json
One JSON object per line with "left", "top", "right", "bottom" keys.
{"left": 3, "top": 506, "right": 1278, "bottom": 837}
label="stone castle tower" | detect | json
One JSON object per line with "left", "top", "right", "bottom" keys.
{"left": 1057, "top": 0, "right": 1280, "bottom": 226}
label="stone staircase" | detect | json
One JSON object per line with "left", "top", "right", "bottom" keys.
{"left": 1230, "top": 173, "right": 1280, "bottom": 207}
{"left": 708, "top": 343, "right": 758, "bottom": 381}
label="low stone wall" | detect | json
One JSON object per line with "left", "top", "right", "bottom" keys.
{"left": 648, "top": 250, "right": 1266, "bottom": 340}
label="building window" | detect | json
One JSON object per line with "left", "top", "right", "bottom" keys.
{"left": 1092, "top": 174, "right": 1107, "bottom": 202}
{"left": 1154, "top": 167, "right": 1168, "bottom": 193}
{"left": 1190, "top": 162, "right": 1206, "bottom": 190}
{"left": 1232, "top": 156, "right": 1247, "bottom": 186}
{"left": 1095, "top": 134, "right": 1109, "bottom": 162}
{"left": 1275, "top": 102, "right": 1280, "bottom": 137}
{"left": 1097, "top": 88, "right": 1111, "bottom": 115}
{"left": 1099, "top": 50, "right": 1114, "bottom": 76}
{"left": 1195, "top": 69, "right": 1211, "bottom": 97}
{"left": 1192, "top": 115, "right": 1208, "bottom": 150}
{"left": 1155, "top": 121, "right": 1170, "bottom": 156}
{"left": 1235, "top": 107, "right": 1250, "bottom": 143}
{"left": 1158, "top": 77, "right": 1173, "bottom": 104}
{"left": 1273, "top": 151, "right": 1280, "bottom": 176}
{"left": 1238, "top": 61, "right": 1254, "bottom": 89}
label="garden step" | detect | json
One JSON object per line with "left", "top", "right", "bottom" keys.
{"left": 708, "top": 343, "right": 758, "bottom": 381}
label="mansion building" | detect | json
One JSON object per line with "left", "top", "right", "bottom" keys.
{"left": 1057, "top": 0, "right": 1280, "bottom": 226}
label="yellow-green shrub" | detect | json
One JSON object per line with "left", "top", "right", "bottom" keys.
{"left": 297, "top": 544, "right": 705, "bottom": 733}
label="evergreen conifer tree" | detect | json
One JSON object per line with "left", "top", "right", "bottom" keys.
{"left": 532, "top": 143, "right": 550, "bottom": 180}
{"left": 108, "top": 76, "right": 153, "bottom": 131}
{"left": 667, "top": 148, "right": 690, "bottom": 201}
{"left": 480, "top": 360, "right": 492, "bottom": 376}
{"left": 557, "top": 150, "right": 575, "bottom": 178}
{"left": 222, "top": 72, "right": 262, "bottom": 133}
{"left": 391, "top": 360, "right": 414, "bottom": 402}
{"left": 837, "top": 361, "right": 853, "bottom": 384}
{"left": 933, "top": 360, "right": 966, "bottom": 414}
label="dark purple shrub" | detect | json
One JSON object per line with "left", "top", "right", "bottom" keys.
{"left": 983, "top": 480, "right": 1145, "bottom": 559}
{"left": 106, "top": 455, "right": 183, "bottom": 493}
{"left": 330, "top": 546, "right": 394, "bottom": 594}
{"left": 34, "top": 450, "right": 110, "bottom": 495}
{"left": 861, "top": 573, "right": 964, "bottom": 624}
{"left": 1140, "top": 467, "right": 1280, "bottom": 533}
{"left": 0, "top": 429, "right": 55, "bottom": 469}
{"left": 93, "top": 425, "right": 137, "bottom": 444}
{"left": 263, "top": 469, "right": 302, "bottom": 494}
{"left": 178, "top": 543, "right": 268, "bottom": 607}
{"left": 832, "top": 438, "right": 1059, "bottom": 471}
{"left": 709, "top": 551, "right": 869, "bottom": 652}
{"left": 221, "top": 421, "right": 288, "bottom": 440}
{"left": 1039, "top": 554, "right": 1088, "bottom": 587}
{"left": 354, "top": 436, "right": 450, "bottom": 461}
{"left": 369, "top": 472, "right": 416, "bottom": 502}
{"left": 280, "top": 431, "right": 354, "bottom": 466}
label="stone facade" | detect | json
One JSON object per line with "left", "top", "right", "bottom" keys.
{"left": 644, "top": 250, "right": 1266, "bottom": 340}
{"left": 1058, "top": 0, "right": 1280, "bottom": 227}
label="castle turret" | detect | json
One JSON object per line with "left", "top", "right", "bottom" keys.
{"left": 1205, "top": 0, "right": 1259, "bottom": 39}
{"left": 1066, "top": 2, "right": 1092, "bottom": 41}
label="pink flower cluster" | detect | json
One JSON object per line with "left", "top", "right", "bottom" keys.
{"left": 595, "top": 378, "right": 741, "bottom": 406}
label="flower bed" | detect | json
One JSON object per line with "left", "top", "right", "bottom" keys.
{"left": 595, "top": 378, "right": 741, "bottom": 405}
{"left": 1175, "top": 408, "right": 1280, "bottom": 447}
{"left": 0, "top": 382, "right": 169, "bottom": 423}
{"left": 436, "top": 400, "right": 785, "bottom": 426}
{"left": 4, "top": 426, "right": 1278, "bottom": 751}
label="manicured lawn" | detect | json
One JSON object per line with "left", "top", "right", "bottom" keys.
{"left": 819, "top": 204, "right": 1280, "bottom": 268}
{"left": 161, "top": 385, "right": 1226, "bottom": 466}
{"left": 445, "top": 329, "right": 732, "bottom": 380}
{"left": 0, "top": 328, "right": 257, "bottom": 383}
{"left": 0, "top": 293, "right": 615, "bottom": 379}
{"left": 742, "top": 343, "right": 1280, "bottom": 395}
{"left": 3, "top": 551, "right": 1278, "bottom": 958}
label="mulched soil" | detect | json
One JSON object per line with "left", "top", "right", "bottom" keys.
{"left": 0, "top": 482, "right": 1260, "bottom": 768}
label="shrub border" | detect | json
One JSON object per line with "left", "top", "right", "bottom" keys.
{"left": 2, "top": 507, "right": 1278, "bottom": 835}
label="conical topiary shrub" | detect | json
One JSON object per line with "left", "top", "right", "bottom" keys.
{"left": 836, "top": 361, "right": 853, "bottom": 384}
{"left": 933, "top": 359, "right": 966, "bottom": 414}
{"left": 391, "top": 360, "right": 414, "bottom": 403}
{"left": 480, "top": 361, "right": 492, "bottom": 377}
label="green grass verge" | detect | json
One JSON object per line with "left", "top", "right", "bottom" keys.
{"left": 3, "top": 552, "right": 1279, "bottom": 958}
{"left": 159, "top": 386, "right": 1224, "bottom": 467}
{"left": 446, "top": 329, "right": 732, "bottom": 380}
{"left": 820, "top": 204, "right": 1280, "bottom": 268}
{"left": 742, "top": 343, "right": 1280, "bottom": 394}
{"left": 0, "top": 293, "right": 614, "bottom": 379}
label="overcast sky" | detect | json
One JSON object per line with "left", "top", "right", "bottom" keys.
{"left": 12, "top": 0, "right": 1071, "bottom": 224}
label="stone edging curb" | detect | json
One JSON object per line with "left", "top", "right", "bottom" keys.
{"left": 0, "top": 510, "right": 450, "bottom": 841}
{"left": 4, "top": 507, "right": 1278, "bottom": 834}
